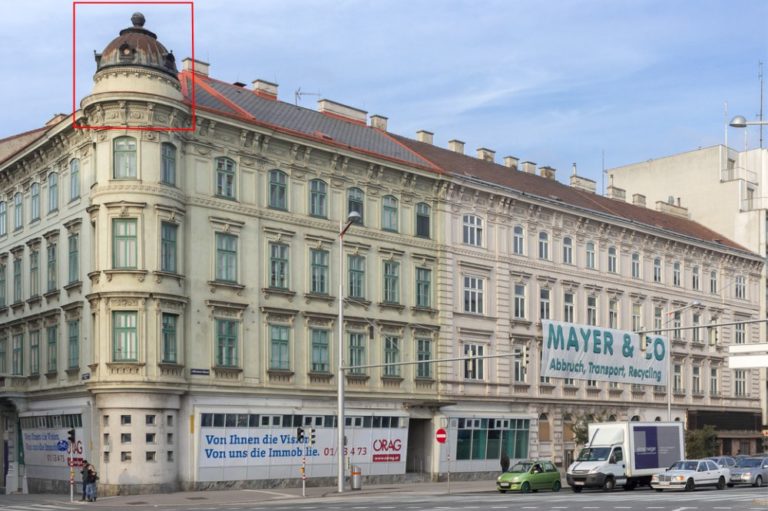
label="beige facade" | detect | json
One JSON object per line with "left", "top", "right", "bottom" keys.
{"left": 0, "top": 14, "right": 763, "bottom": 495}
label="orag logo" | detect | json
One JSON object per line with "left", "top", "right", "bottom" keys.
{"left": 372, "top": 438, "right": 402, "bottom": 452}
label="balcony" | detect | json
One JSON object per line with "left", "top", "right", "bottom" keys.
{"left": 721, "top": 166, "right": 757, "bottom": 184}
{"left": 741, "top": 195, "right": 768, "bottom": 211}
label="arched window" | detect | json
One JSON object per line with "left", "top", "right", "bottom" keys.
{"left": 608, "top": 415, "right": 616, "bottom": 421}
{"left": 347, "top": 187, "right": 364, "bottom": 224}
{"left": 381, "top": 195, "right": 398, "bottom": 232}
{"left": 562, "top": 236, "right": 572, "bottom": 264}
{"left": 214, "top": 157, "right": 236, "bottom": 199}
{"left": 586, "top": 241, "right": 596, "bottom": 269}
{"left": 630, "top": 415, "right": 640, "bottom": 422}
{"left": 415, "top": 202, "right": 430, "bottom": 238}
{"left": 513, "top": 225, "right": 524, "bottom": 255}
{"left": 607, "top": 246, "right": 617, "bottom": 273}
{"left": 161, "top": 143, "right": 176, "bottom": 185}
{"left": 113, "top": 136, "right": 137, "bottom": 178}
{"left": 268, "top": 170, "right": 288, "bottom": 210}
{"left": 70, "top": 159, "right": 80, "bottom": 200}
{"left": 462, "top": 215, "right": 483, "bottom": 246}
{"left": 48, "top": 172, "right": 58, "bottom": 212}
{"left": 30, "top": 182, "right": 40, "bottom": 221}
{"left": 308, "top": 179, "right": 327, "bottom": 217}
{"left": 538, "top": 232, "right": 549, "bottom": 260}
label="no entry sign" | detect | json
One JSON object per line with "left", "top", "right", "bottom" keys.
{"left": 435, "top": 428, "right": 447, "bottom": 444}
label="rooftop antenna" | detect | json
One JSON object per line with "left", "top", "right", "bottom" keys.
{"left": 295, "top": 87, "right": 320, "bottom": 106}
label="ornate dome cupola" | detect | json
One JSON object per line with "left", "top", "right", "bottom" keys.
{"left": 88, "top": 12, "right": 183, "bottom": 101}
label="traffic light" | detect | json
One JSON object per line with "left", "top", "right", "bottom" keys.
{"left": 708, "top": 326, "right": 718, "bottom": 346}
{"left": 296, "top": 427, "right": 304, "bottom": 443}
{"left": 67, "top": 428, "right": 76, "bottom": 444}
{"left": 521, "top": 346, "right": 529, "bottom": 367}
{"left": 310, "top": 428, "right": 317, "bottom": 445}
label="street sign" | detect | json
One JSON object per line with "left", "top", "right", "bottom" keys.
{"left": 728, "top": 343, "right": 768, "bottom": 369}
{"left": 57, "top": 440, "right": 69, "bottom": 452}
{"left": 436, "top": 428, "right": 447, "bottom": 444}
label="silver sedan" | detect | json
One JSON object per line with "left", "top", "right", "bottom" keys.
{"left": 727, "top": 456, "right": 768, "bottom": 487}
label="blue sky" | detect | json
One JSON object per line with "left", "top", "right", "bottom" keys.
{"left": 3, "top": 0, "right": 767, "bottom": 186}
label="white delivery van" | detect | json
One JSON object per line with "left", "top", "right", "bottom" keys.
{"left": 566, "top": 421, "right": 684, "bottom": 492}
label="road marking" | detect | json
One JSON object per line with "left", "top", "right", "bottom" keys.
{"left": 242, "top": 489, "right": 294, "bottom": 498}
{"left": 712, "top": 508, "right": 732, "bottom": 510}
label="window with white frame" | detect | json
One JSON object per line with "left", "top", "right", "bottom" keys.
{"left": 113, "top": 311, "right": 138, "bottom": 362}
{"left": 383, "top": 260, "right": 399, "bottom": 304}
{"left": 562, "top": 236, "right": 572, "bottom": 264}
{"left": 735, "top": 275, "right": 746, "bottom": 299}
{"left": 46, "top": 242, "right": 56, "bottom": 292}
{"left": 513, "top": 347, "right": 526, "bottom": 383}
{"left": 734, "top": 369, "right": 747, "bottom": 397}
{"left": 585, "top": 241, "right": 595, "bottom": 269}
{"left": 513, "top": 225, "right": 524, "bottom": 255}
{"left": 308, "top": 179, "right": 327, "bottom": 218}
{"left": 631, "top": 252, "right": 640, "bottom": 279}
{"left": 692, "top": 266, "right": 700, "bottom": 290}
{"left": 268, "top": 170, "right": 288, "bottom": 210}
{"left": 269, "top": 243, "right": 289, "bottom": 289}
{"left": 463, "top": 215, "right": 483, "bottom": 246}
{"left": 381, "top": 196, "right": 398, "bottom": 232}
{"left": 161, "top": 143, "right": 176, "bottom": 186}
{"left": 540, "top": 352, "right": 550, "bottom": 384}
{"left": 112, "top": 218, "right": 137, "bottom": 269}
{"left": 29, "top": 248, "right": 39, "bottom": 297}
{"left": 416, "top": 338, "right": 432, "bottom": 378}
{"left": 113, "top": 137, "right": 137, "bottom": 179}
{"left": 692, "top": 366, "right": 701, "bottom": 394}
{"left": 607, "top": 246, "right": 617, "bottom": 273}
{"left": 160, "top": 222, "right": 178, "bottom": 273}
{"left": 692, "top": 313, "right": 701, "bottom": 342}
{"left": 31, "top": 182, "right": 40, "bottom": 221}
{"left": 215, "top": 233, "right": 237, "bottom": 283}
{"left": 653, "top": 257, "right": 662, "bottom": 283}
{"left": 653, "top": 306, "right": 663, "bottom": 334}
{"left": 709, "top": 270, "right": 718, "bottom": 294}
{"left": 11, "top": 333, "right": 23, "bottom": 375}
{"left": 463, "top": 276, "right": 484, "bottom": 314}
{"left": 215, "top": 318, "right": 238, "bottom": 367}
{"left": 673, "top": 262, "right": 681, "bottom": 287}
{"left": 14, "top": 192, "right": 23, "bottom": 230}
{"left": 215, "top": 157, "right": 236, "bottom": 199}
{"left": 586, "top": 296, "right": 597, "bottom": 326}
{"left": 46, "top": 325, "right": 57, "bottom": 373}
{"left": 383, "top": 336, "right": 400, "bottom": 377}
{"left": 513, "top": 284, "right": 526, "bottom": 319}
{"left": 710, "top": 367, "right": 718, "bottom": 395}
{"left": 734, "top": 322, "right": 745, "bottom": 344}
{"left": 608, "top": 299, "right": 618, "bottom": 328}
{"left": 348, "top": 255, "right": 365, "bottom": 299}
{"left": 631, "top": 303, "right": 641, "bottom": 332}
{"left": 538, "top": 232, "right": 549, "bottom": 260}
{"left": 269, "top": 325, "right": 290, "bottom": 370}
{"left": 161, "top": 313, "right": 177, "bottom": 363}
{"left": 563, "top": 292, "right": 574, "bottom": 323}
{"left": 673, "top": 364, "right": 682, "bottom": 392}
{"left": 539, "top": 288, "right": 550, "bottom": 320}
{"left": 310, "top": 329, "right": 329, "bottom": 373}
{"left": 70, "top": 159, "right": 80, "bottom": 200}
{"left": 464, "top": 343, "right": 484, "bottom": 380}
{"left": 415, "top": 267, "right": 431, "bottom": 308}
{"left": 48, "top": 172, "right": 58, "bottom": 212}
{"left": 310, "top": 249, "right": 328, "bottom": 294}
{"left": 348, "top": 332, "right": 366, "bottom": 375}
{"left": 68, "top": 233, "right": 79, "bottom": 284}
{"left": 673, "top": 311, "right": 681, "bottom": 339}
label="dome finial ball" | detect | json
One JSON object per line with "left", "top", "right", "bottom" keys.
{"left": 131, "top": 12, "right": 145, "bottom": 28}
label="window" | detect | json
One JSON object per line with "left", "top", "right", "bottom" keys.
{"left": 464, "top": 343, "right": 484, "bottom": 380}
{"left": 734, "top": 369, "right": 746, "bottom": 397}
{"left": 587, "top": 296, "right": 597, "bottom": 326}
{"left": 30, "top": 249, "right": 39, "bottom": 297}
{"left": 215, "top": 233, "right": 237, "bottom": 282}
{"left": 269, "top": 325, "right": 290, "bottom": 370}
{"left": 538, "top": 232, "right": 549, "bottom": 260}
{"left": 513, "top": 348, "right": 526, "bottom": 383}
{"left": 215, "top": 158, "right": 236, "bottom": 199}
{"left": 464, "top": 276, "right": 484, "bottom": 314}
{"left": 383, "top": 261, "right": 399, "bottom": 303}
{"left": 415, "top": 203, "right": 430, "bottom": 238}
{"left": 348, "top": 255, "right": 365, "bottom": 299}
{"left": 269, "top": 243, "right": 289, "bottom": 289}
{"left": 113, "top": 137, "right": 137, "bottom": 178}
{"left": 381, "top": 195, "right": 398, "bottom": 232}
{"left": 121, "top": 433, "right": 132, "bottom": 444}
{"left": 735, "top": 276, "right": 746, "bottom": 299}
{"left": 539, "top": 288, "right": 550, "bottom": 320}
{"left": 310, "top": 329, "right": 329, "bottom": 373}
{"left": 513, "top": 284, "right": 526, "bottom": 319}
{"left": 121, "top": 415, "right": 131, "bottom": 425}
{"left": 654, "top": 306, "right": 663, "bottom": 335}
{"left": 513, "top": 226, "right": 524, "bottom": 255}
{"left": 0, "top": 263, "right": 5, "bottom": 307}
{"left": 631, "top": 252, "right": 640, "bottom": 279}
{"left": 673, "top": 364, "right": 682, "bottom": 392}
{"left": 14, "top": 192, "right": 23, "bottom": 230}
{"left": 692, "top": 366, "right": 701, "bottom": 394}
{"left": 673, "top": 311, "right": 681, "bottom": 339}
{"left": 112, "top": 219, "right": 138, "bottom": 269}
{"left": 347, "top": 187, "right": 365, "bottom": 224}
{"left": 692, "top": 313, "right": 701, "bottom": 343}
{"left": 463, "top": 215, "right": 483, "bottom": 246}
{"left": 308, "top": 179, "right": 327, "bottom": 218}
{"left": 709, "top": 270, "right": 718, "bottom": 294}
{"left": 383, "top": 336, "right": 400, "bottom": 377}
{"left": 67, "top": 319, "right": 79, "bottom": 369}
{"left": 607, "top": 247, "right": 617, "bottom": 273}
{"left": 348, "top": 332, "right": 366, "bottom": 375}
{"left": 310, "top": 249, "right": 328, "bottom": 294}
{"left": 415, "top": 267, "right": 432, "bottom": 308}
{"left": 215, "top": 319, "right": 238, "bottom": 367}
{"left": 0, "top": 336, "right": 5, "bottom": 374}
{"left": 161, "top": 313, "right": 177, "bottom": 363}
{"left": 46, "top": 325, "right": 57, "bottom": 372}
{"left": 692, "top": 266, "right": 700, "bottom": 290}
{"left": 563, "top": 293, "right": 574, "bottom": 323}
{"left": 0, "top": 201, "right": 7, "bottom": 236}
{"left": 673, "top": 262, "right": 681, "bottom": 287}
{"left": 412, "top": 337, "right": 433, "bottom": 379}
{"left": 146, "top": 433, "right": 156, "bottom": 444}
{"left": 46, "top": 243, "right": 57, "bottom": 292}
{"left": 160, "top": 222, "right": 177, "bottom": 273}
{"left": 631, "top": 304, "right": 641, "bottom": 332}
{"left": 456, "top": 416, "right": 530, "bottom": 461}
{"left": 13, "top": 257, "right": 21, "bottom": 303}
{"left": 710, "top": 367, "right": 719, "bottom": 396}
{"left": 734, "top": 323, "right": 745, "bottom": 344}
{"left": 562, "top": 236, "right": 572, "bottom": 264}
{"left": 30, "top": 330, "right": 40, "bottom": 375}
{"left": 48, "top": 173, "right": 58, "bottom": 212}
{"left": 70, "top": 159, "right": 80, "bottom": 200}
{"left": 113, "top": 311, "right": 138, "bottom": 361}
{"left": 653, "top": 257, "right": 662, "bottom": 283}
{"left": 68, "top": 233, "right": 79, "bottom": 283}
{"left": 268, "top": 170, "right": 287, "bottom": 209}
{"left": 585, "top": 241, "right": 595, "bottom": 269}
{"left": 11, "top": 333, "right": 23, "bottom": 375}
{"left": 161, "top": 143, "right": 176, "bottom": 185}
{"left": 31, "top": 183, "right": 40, "bottom": 221}
{"left": 608, "top": 300, "right": 618, "bottom": 329}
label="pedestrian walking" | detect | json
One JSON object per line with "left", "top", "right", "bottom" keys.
{"left": 500, "top": 452, "right": 510, "bottom": 473}
{"left": 85, "top": 464, "right": 99, "bottom": 502}
{"left": 80, "top": 460, "right": 89, "bottom": 501}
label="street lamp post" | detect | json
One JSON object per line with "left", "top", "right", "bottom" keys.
{"left": 337, "top": 210, "right": 360, "bottom": 493}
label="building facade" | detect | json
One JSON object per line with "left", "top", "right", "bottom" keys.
{"left": 0, "top": 14, "right": 763, "bottom": 494}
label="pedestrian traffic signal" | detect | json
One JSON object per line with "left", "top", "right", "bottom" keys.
{"left": 67, "top": 428, "right": 76, "bottom": 443}
{"left": 296, "top": 427, "right": 304, "bottom": 443}
{"left": 310, "top": 428, "right": 316, "bottom": 445}
{"left": 521, "top": 346, "right": 529, "bottom": 367}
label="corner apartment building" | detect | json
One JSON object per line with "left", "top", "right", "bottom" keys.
{"left": 0, "top": 14, "right": 762, "bottom": 494}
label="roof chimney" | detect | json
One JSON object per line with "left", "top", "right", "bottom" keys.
{"left": 476, "top": 147, "right": 495, "bottom": 162}
{"left": 570, "top": 174, "right": 597, "bottom": 193}
{"left": 317, "top": 99, "right": 367, "bottom": 125}
{"left": 370, "top": 115, "right": 388, "bottom": 131}
{"left": 448, "top": 139, "right": 465, "bottom": 155}
{"left": 606, "top": 185, "right": 626, "bottom": 201}
{"left": 182, "top": 57, "right": 209, "bottom": 76}
{"left": 417, "top": 130, "right": 434, "bottom": 145}
{"left": 503, "top": 156, "right": 519, "bottom": 170}
{"left": 252, "top": 79, "right": 278, "bottom": 100}
{"left": 539, "top": 166, "right": 556, "bottom": 180}
{"left": 521, "top": 161, "right": 536, "bottom": 174}
{"left": 632, "top": 193, "right": 646, "bottom": 207}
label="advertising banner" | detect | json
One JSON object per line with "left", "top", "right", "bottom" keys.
{"left": 541, "top": 320, "right": 668, "bottom": 385}
{"left": 22, "top": 427, "right": 87, "bottom": 480}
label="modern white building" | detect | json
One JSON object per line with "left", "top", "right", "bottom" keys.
{"left": 0, "top": 13, "right": 763, "bottom": 495}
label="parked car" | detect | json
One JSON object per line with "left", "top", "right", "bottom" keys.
{"left": 497, "top": 460, "right": 562, "bottom": 493}
{"left": 651, "top": 459, "right": 728, "bottom": 491}
{"left": 707, "top": 456, "right": 736, "bottom": 469}
{"left": 727, "top": 456, "right": 768, "bottom": 487}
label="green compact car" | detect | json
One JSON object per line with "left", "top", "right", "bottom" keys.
{"left": 496, "top": 460, "right": 563, "bottom": 493}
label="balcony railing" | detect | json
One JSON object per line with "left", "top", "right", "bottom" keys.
{"left": 721, "top": 166, "right": 758, "bottom": 184}
{"left": 741, "top": 195, "right": 768, "bottom": 211}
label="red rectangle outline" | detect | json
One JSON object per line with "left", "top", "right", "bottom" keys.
{"left": 72, "top": 1, "right": 196, "bottom": 131}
